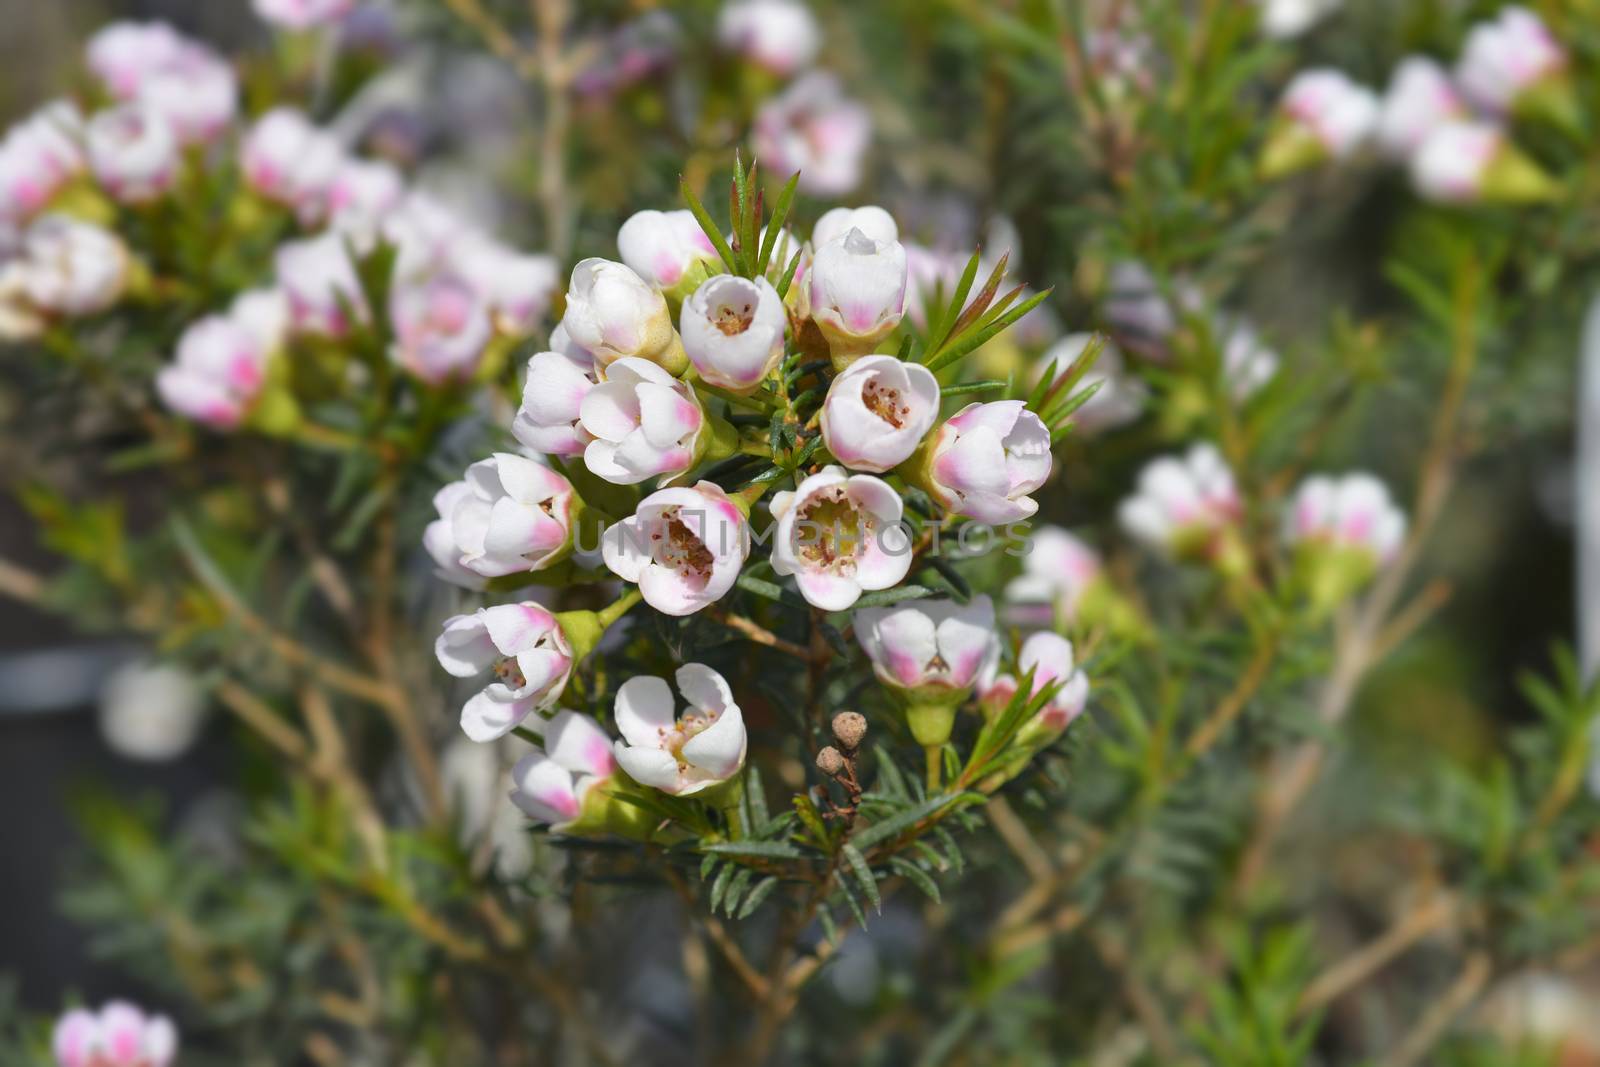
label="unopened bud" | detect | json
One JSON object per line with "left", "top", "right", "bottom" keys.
{"left": 815, "top": 746, "right": 846, "bottom": 776}
{"left": 831, "top": 711, "right": 867, "bottom": 751}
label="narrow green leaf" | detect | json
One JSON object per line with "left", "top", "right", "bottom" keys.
{"left": 755, "top": 173, "right": 801, "bottom": 277}
{"left": 835, "top": 877, "right": 869, "bottom": 930}
{"left": 679, "top": 176, "right": 740, "bottom": 273}
{"left": 852, "top": 585, "right": 936, "bottom": 610}
{"left": 923, "top": 250, "right": 982, "bottom": 356}
{"left": 840, "top": 844, "right": 880, "bottom": 913}
{"left": 709, "top": 863, "right": 734, "bottom": 913}
{"left": 925, "top": 288, "right": 1053, "bottom": 374}
{"left": 721, "top": 867, "right": 754, "bottom": 916}
{"left": 942, "top": 252, "right": 1010, "bottom": 344}
{"left": 889, "top": 856, "right": 941, "bottom": 903}
{"left": 776, "top": 247, "right": 803, "bottom": 300}
{"left": 851, "top": 793, "right": 965, "bottom": 850}
{"left": 737, "top": 876, "right": 780, "bottom": 919}
{"left": 939, "top": 379, "right": 1008, "bottom": 398}
{"left": 701, "top": 839, "right": 808, "bottom": 859}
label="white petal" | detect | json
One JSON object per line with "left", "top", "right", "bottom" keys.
{"left": 614, "top": 740, "right": 682, "bottom": 791}
{"left": 613, "top": 675, "right": 676, "bottom": 748}
{"left": 680, "top": 702, "right": 747, "bottom": 780}
{"left": 675, "top": 663, "right": 734, "bottom": 717}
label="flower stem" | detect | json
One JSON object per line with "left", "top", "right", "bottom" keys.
{"left": 597, "top": 588, "right": 643, "bottom": 628}
{"left": 925, "top": 746, "right": 943, "bottom": 794}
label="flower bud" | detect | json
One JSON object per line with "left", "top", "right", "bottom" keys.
{"left": 560, "top": 257, "right": 686, "bottom": 373}
{"left": 53, "top": 1000, "right": 178, "bottom": 1067}
{"left": 86, "top": 103, "right": 178, "bottom": 204}
{"left": 769, "top": 465, "right": 912, "bottom": 611}
{"left": 602, "top": 481, "right": 749, "bottom": 616}
{"left": 327, "top": 158, "right": 405, "bottom": 253}
{"left": 1455, "top": 7, "right": 1567, "bottom": 117}
{"left": 812, "top": 205, "right": 898, "bottom": 249}
{"left": 1118, "top": 443, "right": 1245, "bottom": 566}
{"left": 717, "top": 0, "right": 820, "bottom": 76}
{"left": 389, "top": 271, "right": 493, "bottom": 384}
{"left": 979, "top": 631, "right": 1090, "bottom": 737}
{"left": 513, "top": 330, "right": 600, "bottom": 457}
{"left": 855, "top": 595, "right": 999, "bottom": 709}
{"left": 254, "top": 0, "right": 357, "bottom": 29}
{"left": 275, "top": 232, "right": 368, "bottom": 336}
{"left": 612, "top": 664, "right": 747, "bottom": 795}
{"left": 617, "top": 208, "right": 719, "bottom": 298}
{"left": 579, "top": 356, "right": 706, "bottom": 485}
{"left": 809, "top": 228, "right": 907, "bottom": 368}
{"left": 1260, "top": 69, "right": 1378, "bottom": 178}
{"left": 241, "top": 108, "right": 345, "bottom": 223}
{"left": 0, "top": 102, "right": 86, "bottom": 223}
{"left": 753, "top": 72, "right": 872, "bottom": 196}
{"left": 820, "top": 354, "right": 939, "bottom": 473}
{"left": 157, "top": 311, "right": 273, "bottom": 429}
{"left": 86, "top": 21, "right": 186, "bottom": 99}
{"left": 1377, "top": 57, "right": 1467, "bottom": 162}
{"left": 17, "top": 214, "right": 128, "bottom": 316}
{"left": 681, "top": 273, "right": 787, "bottom": 392}
{"left": 831, "top": 710, "right": 867, "bottom": 750}
{"left": 435, "top": 602, "right": 575, "bottom": 742}
{"left": 913, "top": 401, "right": 1052, "bottom": 524}
{"left": 509, "top": 711, "right": 622, "bottom": 833}
{"left": 815, "top": 746, "right": 846, "bottom": 775}
{"left": 1285, "top": 472, "right": 1405, "bottom": 613}
{"left": 138, "top": 46, "right": 238, "bottom": 145}
{"left": 1410, "top": 121, "right": 1559, "bottom": 204}
{"left": 436, "top": 454, "right": 578, "bottom": 579}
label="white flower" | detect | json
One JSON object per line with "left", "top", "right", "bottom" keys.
{"left": 275, "top": 232, "right": 368, "bottom": 336}
{"left": 769, "top": 465, "right": 912, "bottom": 611}
{"left": 97, "top": 659, "right": 208, "bottom": 763}
{"left": 753, "top": 72, "right": 872, "bottom": 196}
{"left": 53, "top": 1001, "right": 178, "bottom": 1067}
{"left": 854, "top": 595, "right": 999, "bottom": 696}
{"left": 809, "top": 228, "right": 908, "bottom": 363}
{"left": 717, "top": 0, "right": 820, "bottom": 76}
{"left": 1102, "top": 261, "right": 1201, "bottom": 361}
{"left": 812, "top": 205, "right": 898, "bottom": 249}
{"left": 389, "top": 271, "right": 493, "bottom": 384}
{"left": 254, "top": 0, "right": 357, "bottom": 30}
{"left": 432, "top": 454, "right": 578, "bottom": 580}
{"left": 17, "top": 214, "right": 128, "bottom": 316}
{"left": 435, "top": 603, "right": 575, "bottom": 742}
{"left": 1278, "top": 68, "right": 1379, "bottom": 160}
{"left": 978, "top": 632, "right": 1090, "bottom": 733}
{"left": 86, "top": 21, "right": 186, "bottom": 99}
{"left": 1256, "top": 0, "right": 1341, "bottom": 39}
{"left": 681, "top": 274, "right": 788, "bottom": 392}
{"left": 513, "top": 329, "right": 601, "bottom": 458}
{"left": 819, "top": 354, "right": 939, "bottom": 472}
{"left": 1005, "top": 527, "right": 1104, "bottom": 626}
{"left": 326, "top": 158, "right": 405, "bottom": 253}
{"left": 509, "top": 711, "right": 618, "bottom": 828}
{"left": 1039, "top": 334, "right": 1146, "bottom": 435}
{"left": 157, "top": 309, "right": 274, "bottom": 429}
{"left": 137, "top": 46, "right": 238, "bottom": 145}
{"left": 0, "top": 102, "right": 86, "bottom": 223}
{"left": 560, "top": 257, "right": 684, "bottom": 372}
{"left": 1407, "top": 121, "right": 1556, "bottom": 204}
{"left": 1285, "top": 472, "right": 1405, "bottom": 563}
{"left": 612, "top": 664, "right": 747, "bottom": 795}
{"left": 1377, "top": 57, "right": 1468, "bottom": 161}
{"left": 453, "top": 235, "right": 560, "bottom": 335}
{"left": 602, "top": 481, "right": 749, "bottom": 616}
{"left": 1455, "top": 6, "right": 1566, "bottom": 114}
{"left": 85, "top": 103, "right": 178, "bottom": 204}
{"left": 423, "top": 481, "right": 487, "bottom": 591}
{"left": 1220, "top": 318, "right": 1279, "bottom": 399}
{"left": 1118, "top": 443, "right": 1242, "bottom": 559}
{"left": 579, "top": 356, "right": 705, "bottom": 485}
{"left": 240, "top": 108, "right": 345, "bottom": 223}
{"left": 616, "top": 208, "right": 718, "bottom": 292}
{"left": 923, "top": 401, "right": 1053, "bottom": 524}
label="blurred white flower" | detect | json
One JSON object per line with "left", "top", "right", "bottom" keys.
{"left": 1039, "top": 334, "right": 1146, "bottom": 435}
{"left": 86, "top": 103, "right": 179, "bottom": 204}
{"left": 53, "top": 1001, "right": 177, "bottom": 1067}
{"left": 17, "top": 214, "right": 128, "bottom": 317}
{"left": 753, "top": 72, "right": 871, "bottom": 196}
{"left": 1377, "top": 57, "right": 1467, "bottom": 162}
{"left": 254, "top": 0, "right": 357, "bottom": 30}
{"left": 0, "top": 101, "right": 86, "bottom": 224}
{"left": 1118, "top": 443, "right": 1243, "bottom": 562}
{"left": 241, "top": 108, "right": 345, "bottom": 223}
{"left": 98, "top": 659, "right": 208, "bottom": 763}
{"left": 717, "top": 0, "right": 820, "bottom": 76}
{"left": 1256, "top": 0, "right": 1341, "bottom": 39}
{"left": 1455, "top": 5, "right": 1566, "bottom": 114}
{"left": 275, "top": 232, "right": 368, "bottom": 336}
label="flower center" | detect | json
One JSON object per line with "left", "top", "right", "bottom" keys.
{"left": 651, "top": 507, "right": 715, "bottom": 584}
{"left": 493, "top": 657, "right": 527, "bottom": 689}
{"left": 711, "top": 298, "right": 755, "bottom": 336}
{"left": 657, "top": 709, "right": 720, "bottom": 767}
{"left": 794, "top": 488, "right": 869, "bottom": 572}
{"left": 861, "top": 378, "right": 908, "bottom": 429}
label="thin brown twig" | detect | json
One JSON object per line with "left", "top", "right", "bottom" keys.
{"left": 214, "top": 679, "right": 310, "bottom": 761}
{"left": 1296, "top": 894, "right": 1458, "bottom": 1015}
{"left": 0, "top": 555, "right": 46, "bottom": 603}
{"left": 1379, "top": 951, "right": 1492, "bottom": 1067}
{"left": 713, "top": 609, "right": 815, "bottom": 661}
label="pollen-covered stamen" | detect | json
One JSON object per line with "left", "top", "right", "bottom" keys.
{"left": 794, "top": 487, "right": 872, "bottom": 573}
{"left": 711, "top": 297, "right": 756, "bottom": 336}
{"left": 648, "top": 506, "right": 716, "bottom": 586}
{"left": 861, "top": 376, "right": 909, "bottom": 428}
{"left": 493, "top": 657, "right": 527, "bottom": 689}
{"left": 655, "top": 708, "right": 722, "bottom": 769}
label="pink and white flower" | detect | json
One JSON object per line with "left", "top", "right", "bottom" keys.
{"left": 560, "top": 257, "right": 684, "bottom": 372}
{"left": 431, "top": 454, "right": 577, "bottom": 580}
{"left": 1005, "top": 527, "right": 1103, "bottom": 626}
{"left": 53, "top": 1000, "right": 177, "bottom": 1067}
{"left": 809, "top": 228, "right": 907, "bottom": 364}
{"left": 513, "top": 329, "right": 600, "bottom": 457}
{"left": 812, "top": 205, "right": 898, "bottom": 249}
{"left": 241, "top": 108, "right": 345, "bottom": 223}
{"left": 616, "top": 208, "right": 718, "bottom": 293}
{"left": 922, "top": 401, "right": 1053, "bottom": 524}
{"left": 509, "top": 711, "right": 618, "bottom": 828}
{"left": 1409, "top": 120, "right": 1556, "bottom": 204}
{"left": 85, "top": 103, "right": 178, "bottom": 204}
{"left": 1220, "top": 318, "right": 1280, "bottom": 399}
{"left": 1377, "top": 57, "right": 1467, "bottom": 161}
{"left": 578, "top": 356, "right": 705, "bottom": 485}
{"left": 753, "top": 72, "right": 872, "bottom": 196}
{"left": 602, "top": 481, "right": 749, "bottom": 616}
{"left": 769, "top": 465, "right": 912, "bottom": 611}
{"left": 86, "top": 21, "right": 186, "bottom": 99}
{"left": 1039, "top": 334, "right": 1146, "bottom": 435}
{"left": 0, "top": 102, "right": 86, "bottom": 223}
{"left": 717, "top": 0, "right": 820, "bottom": 76}
{"left": 1275, "top": 68, "right": 1379, "bottom": 162}
{"left": 612, "top": 664, "right": 747, "bottom": 795}
{"left": 389, "top": 271, "right": 493, "bottom": 383}
{"left": 156, "top": 289, "right": 288, "bottom": 429}
{"left": 275, "top": 232, "right": 368, "bottom": 336}
{"left": 978, "top": 631, "right": 1090, "bottom": 733}
{"left": 820, "top": 354, "right": 939, "bottom": 473}
{"left": 1455, "top": 6, "right": 1565, "bottom": 115}
{"left": 254, "top": 0, "right": 357, "bottom": 30}
{"left": 17, "top": 214, "right": 128, "bottom": 316}
{"left": 453, "top": 235, "right": 560, "bottom": 335}
{"left": 854, "top": 595, "right": 999, "bottom": 698}
{"left": 435, "top": 602, "right": 575, "bottom": 742}
{"left": 423, "top": 482, "right": 487, "bottom": 591}
{"left": 1255, "top": 0, "right": 1341, "bottom": 39}
{"left": 681, "top": 274, "right": 788, "bottom": 392}
{"left": 138, "top": 46, "right": 238, "bottom": 145}
{"left": 1117, "top": 443, "right": 1243, "bottom": 560}
{"left": 1284, "top": 472, "right": 1405, "bottom": 563}
{"left": 326, "top": 158, "right": 405, "bottom": 253}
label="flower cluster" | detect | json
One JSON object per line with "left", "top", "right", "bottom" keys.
{"left": 53, "top": 1001, "right": 177, "bottom": 1067}
{"left": 1264, "top": 6, "right": 1568, "bottom": 203}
